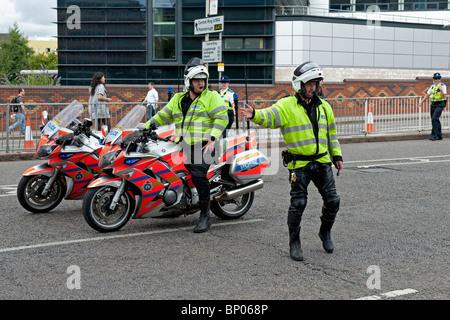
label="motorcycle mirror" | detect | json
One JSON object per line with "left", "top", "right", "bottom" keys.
{"left": 55, "top": 128, "right": 75, "bottom": 143}
{"left": 121, "top": 129, "right": 140, "bottom": 144}
{"left": 136, "top": 123, "right": 147, "bottom": 131}
{"left": 84, "top": 118, "right": 93, "bottom": 128}
{"left": 41, "top": 110, "right": 48, "bottom": 126}
{"left": 101, "top": 125, "right": 109, "bottom": 138}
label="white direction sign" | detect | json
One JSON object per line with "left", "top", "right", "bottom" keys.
{"left": 194, "top": 15, "right": 224, "bottom": 35}
{"left": 202, "top": 40, "right": 222, "bottom": 63}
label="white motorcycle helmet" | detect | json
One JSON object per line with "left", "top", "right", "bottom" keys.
{"left": 292, "top": 61, "right": 323, "bottom": 95}
{"left": 184, "top": 57, "right": 209, "bottom": 92}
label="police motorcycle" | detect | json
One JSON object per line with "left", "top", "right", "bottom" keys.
{"left": 17, "top": 100, "right": 106, "bottom": 213}
{"left": 82, "top": 107, "right": 268, "bottom": 232}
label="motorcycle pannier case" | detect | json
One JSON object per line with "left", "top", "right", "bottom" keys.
{"left": 229, "top": 149, "right": 268, "bottom": 184}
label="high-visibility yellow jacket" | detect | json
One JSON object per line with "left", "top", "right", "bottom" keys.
{"left": 220, "top": 87, "right": 234, "bottom": 110}
{"left": 251, "top": 95, "right": 342, "bottom": 169}
{"left": 147, "top": 89, "right": 229, "bottom": 145}
{"left": 429, "top": 84, "right": 446, "bottom": 102}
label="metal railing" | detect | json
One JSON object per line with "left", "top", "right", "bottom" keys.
{"left": 1, "top": 102, "right": 150, "bottom": 153}
{"left": 240, "top": 96, "right": 450, "bottom": 137}
{"left": 1, "top": 96, "right": 448, "bottom": 153}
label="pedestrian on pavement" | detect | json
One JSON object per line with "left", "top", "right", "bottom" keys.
{"left": 145, "top": 57, "right": 228, "bottom": 233}
{"left": 219, "top": 76, "right": 235, "bottom": 138}
{"left": 240, "top": 61, "right": 343, "bottom": 261}
{"left": 143, "top": 81, "right": 159, "bottom": 121}
{"left": 419, "top": 72, "right": 447, "bottom": 141}
{"left": 88, "top": 72, "right": 112, "bottom": 130}
{"left": 9, "top": 88, "right": 27, "bottom": 135}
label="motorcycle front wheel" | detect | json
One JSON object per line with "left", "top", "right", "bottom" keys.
{"left": 17, "top": 175, "right": 66, "bottom": 213}
{"left": 82, "top": 186, "right": 133, "bottom": 232}
{"left": 211, "top": 191, "right": 254, "bottom": 220}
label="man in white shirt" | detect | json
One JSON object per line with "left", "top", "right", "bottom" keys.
{"left": 144, "top": 82, "right": 159, "bottom": 121}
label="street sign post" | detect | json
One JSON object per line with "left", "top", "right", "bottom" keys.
{"left": 202, "top": 40, "right": 222, "bottom": 63}
{"left": 194, "top": 15, "right": 224, "bottom": 35}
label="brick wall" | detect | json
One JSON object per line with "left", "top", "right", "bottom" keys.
{"left": 0, "top": 77, "right": 438, "bottom": 106}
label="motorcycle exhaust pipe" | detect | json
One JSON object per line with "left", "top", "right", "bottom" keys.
{"left": 214, "top": 179, "right": 264, "bottom": 200}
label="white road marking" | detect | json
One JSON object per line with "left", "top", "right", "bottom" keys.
{"left": 343, "top": 155, "right": 450, "bottom": 169}
{"left": 355, "top": 288, "right": 418, "bottom": 300}
{"left": 0, "top": 218, "right": 264, "bottom": 254}
{"left": 345, "top": 155, "right": 450, "bottom": 164}
{"left": 356, "top": 159, "right": 450, "bottom": 168}
{"left": 0, "top": 185, "right": 17, "bottom": 197}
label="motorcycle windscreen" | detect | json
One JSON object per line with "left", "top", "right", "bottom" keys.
{"left": 105, "top": 104, "right": 147, "bottom": 145}
{"left": 42, "top": 100, "right": 84, "bottom": 138}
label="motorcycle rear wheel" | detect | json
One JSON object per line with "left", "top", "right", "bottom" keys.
{"left": 211, "top": 191, "right": 254, "bottom": 220}
{"left": 17, "top": 175, "right": 66, "bottom": 213}
{"left": 82, "top": 186, "right": 133, "bottom": 232}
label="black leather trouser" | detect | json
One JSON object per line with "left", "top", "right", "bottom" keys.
{"left": 184, "top": 141, "right": 217, "bottom": 203}
{"left": 287, "top": 162, "right": 340, "bottom": 228}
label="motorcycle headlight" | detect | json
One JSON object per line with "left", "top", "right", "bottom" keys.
{"left": 37, "top": 145, "right": 57, "bottom": 158}
{"left": 100, "top": 150, "right": 120, "bottom": 169}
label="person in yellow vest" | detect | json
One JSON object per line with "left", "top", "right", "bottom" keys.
{"left": 219, "top": 76, "right": 235, "bottom": 138}
{"left": 145, "top": 57, "right": 229, "bottom": 233}
{"left": 419, "top": 73, "right": 447, "bottom": 141}
{"left": 240, "top": 61, "right": 343, "bottom": 261}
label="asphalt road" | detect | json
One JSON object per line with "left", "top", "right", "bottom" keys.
{"left": 0, "top": 139, "right": 448, "bottom": 307}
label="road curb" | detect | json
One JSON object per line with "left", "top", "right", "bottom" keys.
{"left": 0, "top": 152, "right": 38, "bottom": 162}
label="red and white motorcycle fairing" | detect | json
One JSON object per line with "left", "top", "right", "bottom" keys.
{"left": 82, "top": 117, "right": 268, "bottom": 232}
{"left": 17, "top": 100, "right": 105, "bottom": 213}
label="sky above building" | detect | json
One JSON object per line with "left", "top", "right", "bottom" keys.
{"left": 0, "top": 0, "right": 57, "bottom": 38}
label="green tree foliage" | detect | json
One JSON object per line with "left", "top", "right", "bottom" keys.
{"left": 0, "top": 22, "right": 34, "bottom": 83}
{"left": 28, "top": 52, "right": 58, "bottom": 70}
{"left": 0, "top": 23, "right": 60, "bottom": 86}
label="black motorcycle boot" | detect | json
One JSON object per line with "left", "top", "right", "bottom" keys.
{"left": 318, "top": 217, "right": 335, "bottom": 253}
{"left": 289, "top": 227, "right": 303, "bottom": 261}
{"left": 194, "top": 201, "right": 211, "bottom": 233}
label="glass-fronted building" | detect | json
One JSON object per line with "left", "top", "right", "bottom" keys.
{"left": 329, "top": 0, "right": 450, "bottom": 11}
{"left": 56, "top": 0, "right": 275, "bottom": 85}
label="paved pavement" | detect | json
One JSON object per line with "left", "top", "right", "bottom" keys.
{"left": 1, "top": 141, "right": 448, "bottom": 301}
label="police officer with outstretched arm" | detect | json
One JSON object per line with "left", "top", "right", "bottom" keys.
{"left": 240, "top": 61, "right": 343, "bottom": 261}
{"left": 145, "top": 57, "right": 228, "bottom": 233}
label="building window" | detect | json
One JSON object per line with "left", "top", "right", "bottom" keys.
{"left": 152, "top": 0, "right": 176, "bottom": 60}
{"left": 224, "top": 38, "right": 264, "bottom": 50}
{"left": 329, "top": 0, "right": 447, "bottom": 11}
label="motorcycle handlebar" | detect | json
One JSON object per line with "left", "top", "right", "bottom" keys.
{"left": 89, "top": 131, "right": 102, "bottom": 140}
{"left": 139, "top": 128, "right": 170, "bottom": 143}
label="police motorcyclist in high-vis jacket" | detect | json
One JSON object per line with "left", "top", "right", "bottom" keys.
{"left": 240, "top": 61, "right": 343, "bottom": 261}
{"left": 419, "top": 72, "right": 447, "bottom": 141}
{"left": 146, "top": 57, "right": 229, "bottom": 233}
